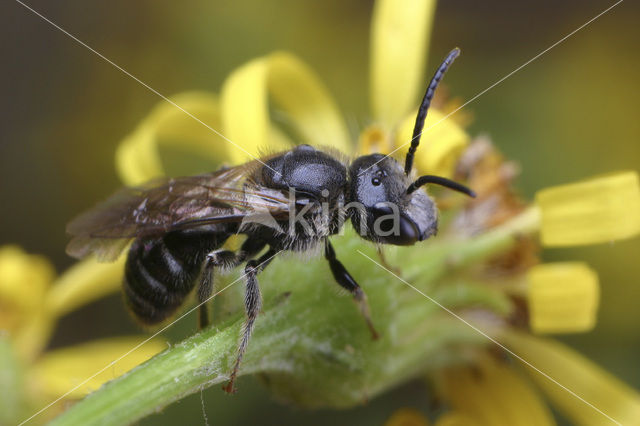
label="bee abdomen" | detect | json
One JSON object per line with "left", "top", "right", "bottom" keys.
{"left": 124, "top": 231, "right": 221, "bottom": 325}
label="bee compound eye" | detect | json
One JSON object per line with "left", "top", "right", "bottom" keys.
{"left": 371, "top": 177, "right": 381, "bottom": 186}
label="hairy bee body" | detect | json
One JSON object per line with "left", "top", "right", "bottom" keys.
{"left": 66, "top": 48, "right": 470, "bottom": 392}
{"left": 124, "top": 229, "right": 230, "bottom": 324}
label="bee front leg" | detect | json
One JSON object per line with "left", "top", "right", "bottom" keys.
{"left": 325, "top": 240, "right": 379, "bottom": 340}
{"left": 223, "top": 247, "right": 279, "bottom": 394}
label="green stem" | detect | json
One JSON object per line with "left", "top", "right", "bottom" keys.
{"left": 50, "top": 208, "right": 540, "bottom": 426}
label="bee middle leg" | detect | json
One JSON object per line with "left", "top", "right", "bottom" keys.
{"left": 223, "top": 247, "right": 278, "bottom": 394}
{"left": 198, "top": 239, "right": 267, "bottom": 329}
{"left": 197, "top": 250, "right": 240, "bottom": 329}
{"left": 325, "top": 239, "right": 379, "bottom": 340}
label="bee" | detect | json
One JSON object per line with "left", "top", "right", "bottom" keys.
{"left": 67, "top": 48, "right": 474, "bottom": 393}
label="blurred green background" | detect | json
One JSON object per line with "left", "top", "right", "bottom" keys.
{"left": 1, "top": 0, "right": 638, "bottom": 424}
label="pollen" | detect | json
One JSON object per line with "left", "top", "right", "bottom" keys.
{"left": 527, "top": 262, "right": 599, "bottom": 334}
{"left": 359, "top": 124, "right": 392, "bottom": 155}
{"left": 536, "top": 171, "right": 640, "bottom": 246}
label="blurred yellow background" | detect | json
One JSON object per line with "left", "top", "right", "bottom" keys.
{"left": 1, "top": 1, "right": 638, "bottom": 424}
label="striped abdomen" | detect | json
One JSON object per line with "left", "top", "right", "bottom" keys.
{"left": 123, "top": 229, "right": 227, "bottom": 325}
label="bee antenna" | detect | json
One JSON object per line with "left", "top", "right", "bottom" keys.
{"left": 404, "top": 48, "right": 461, "bottom": 176}
{"left": 406, "top": 175, "right": 476, "bottom": 198}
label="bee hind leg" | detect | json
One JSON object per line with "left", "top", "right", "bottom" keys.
{"left": 223, "top": 247, "right": 278, "bottom": 394}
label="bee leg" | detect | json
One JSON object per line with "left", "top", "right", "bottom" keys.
{"left": 223, "top": 247, "right": 278, "bottom": 394}
{"left": 197, "top": 256, "right": 215, "bottom": 329}
{"left": 199, "top": 240, "right": 269, "bottom": 330}
{"left": 325, "top": 240, "right": 379, "bottom": 340}
{"left": 197, "top": 249, "right": 242, "bottom": 329}
{"left": 198, "top": 239, "right": 266, "bottom": 330}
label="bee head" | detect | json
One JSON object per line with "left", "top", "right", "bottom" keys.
{"left": 346, "top": 48, "right": 475, "bottom": 245}
{"left": 348, "top": 154, "right": 433, "bottom": 245}
{"left": 348, "top": 154, "right": 475, "bottom": 246}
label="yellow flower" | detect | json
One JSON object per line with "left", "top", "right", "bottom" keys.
{"left": 370, "top": 0, "right": 436, "bottom": 128}
{"left": 0, "top": 246, "right": 166, "bottom": 423}
{"left": 0, "top": 246, "right": 54, "bottom": 356}
{"left": 385, "top": 359, "right": 556, "bottom": 426}
{"left": 536, "top": 171, "right": 640, "bottom": 247}
{"left": 28, "top": 337, "right": 167, "bottom": 400}
{"left": 527, "top": 262, "right": 599, "bottom": 334}
{"left": 438, "top": 359, "right": 556, "bottom": 426}
{"left": 220, "top": 52, "right": 351, "bottom": 162}
{"left": 370, "top": 0, "right": 470, "bottom": 177}
{"left": 117, "top": 0, "right": 468, "bottom": 184}
{"left": 504, "top": 332, "right": 640, "bottom": 426}
{"left": 49, "top": 0, "right": 640, "bottom": 424}
{"left": 116, "top": 92, "right": 227, "bottom": 185}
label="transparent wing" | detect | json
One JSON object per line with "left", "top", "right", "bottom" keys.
{"left": 66, "top": 163, "right": 291, "bottom": 261}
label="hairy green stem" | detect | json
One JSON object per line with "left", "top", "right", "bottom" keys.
{"left": 50, "top": 207, "right": 540, "bottom": 426}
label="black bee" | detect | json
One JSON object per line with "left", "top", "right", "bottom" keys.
{"left": 67, "top": 48, "right": 474, "bottom": 393}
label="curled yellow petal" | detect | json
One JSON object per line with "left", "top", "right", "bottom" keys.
{"left": 0, "top": 246, "right": 55, "bottom": 355}
{"left": 440, "top": 360, "right": 556, "bottom": 426}
{"left": 46, "top": 256, "right": 125, "bottom": 319}
{"left": 371, "top": 0, "right": 437, "bottom": 127}
{"left": 29, "top": 336, "right": 168, "bottom": 399}
{"left": 396, "top": 108, "right": 469, "bottom": 177}
{"left": 527, "top": 263, "right": 599, "bottom": 334}
{"left": 536, "top": 171, "right": 640, "bottom": 247}
{"left": 385, "top": 407, "right": 430, "bottom": 426}
{"left": 221, "top": 51, "right": 350, "bottom": 163}
{"left": 220, "top": 58, "right": 270, "bottom": 163}
{"left": 267, "top": 53, "right": 350, "bottom": 152}
{"left": 116, "top": 92, "right": 228, "bottom": 185}
{"left": 503, "top": 332, "right": 640, "bottom": 426}
{"left": 0, "top": 246, "right": 53, "bottom": 314}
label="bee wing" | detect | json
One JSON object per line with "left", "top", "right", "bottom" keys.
{"left": 66, "top": 163, "right": 291, "bottom": 261}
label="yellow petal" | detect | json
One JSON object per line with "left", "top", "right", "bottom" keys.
{"left": 527, "top": 263, "right": 599, "bottom": 334}
{"left": 0, "top": 246, "right": 55, "bottom": 356}
{"left": 221, "top": 51, "right": 350, "bottom": 163}
{"left": 359, "top": 124, "right": 393, "bottom": 155}
{"left": 440, "top": 360, "right": 556, "bottom": 426}
{"left": 13, "top": 310, "right": 53, "bottom": 362}
{"left": 267, "top": 53, "right": 350, "bottom": 152}
{"left": 503, "top": 332, "right": 640, "bottom": 426}
{"left": 434, "top": 412, "right": 480, "bottom": 426}
{"left": 0, "top": 246, "right": 54, "bottom": 314}
{"left": 385, "top": 407, "right": 430, "bottom": 426}
{"left": 29, "top": 336, "right": 168, "bottom": 399}
{"left": 396, "top": 108, "right": 469, "bottom": 177}
{"left": 116, "top": 92, "right": 228, "bottom": 185}
{"left": 46, "top": 256, "right": 125, "bottom": 319}
{"left": 371, "top": 0, "right": 437, "bottom": 127}
{"left": 536, "top": 171, "right": 640, "bottom": 247}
